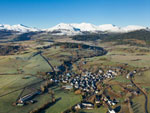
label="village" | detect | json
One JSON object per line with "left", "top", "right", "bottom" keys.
{"left": 57, "top": 66, "right": 139, "bottom": 113}
{"left": 6, "top": 41, "right": 149, "bottom": 113}
{"left": 60, "top": 68, "right": 119, "bottom": 113}
{"left": 13, "top": 61, "right": 143, "bottom": 113}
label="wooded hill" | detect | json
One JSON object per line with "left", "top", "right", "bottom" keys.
{"left": 0, "top": 45, "right": 24, "bottom": 55}
{"left": 71, "top": 30, "right": 150, "bottom": 47}
{"left": 1, "top": 29, "right": 150, "bottom": 47}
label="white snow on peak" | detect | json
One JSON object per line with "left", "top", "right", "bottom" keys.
{"left": 47, "top": 23, "right": 81, "bottom": 35}
{"left": 71, "top": 23, "right": 99, "bottom": 31}
{"left": 47, "top": 23, "right": 149, "bottom": 35}
{"left": 47, "top": 23, "right": 100, "bottom": 32}
{"left": 98, "top": 24, "right": 149, "bottom": 33}
{"left": 0, "top": 24, "right": 39, "bottom": 33}
{"left": 98, "top": 24, "right": 121, "bottom": 32}
{"left": 122, "top": 25, "right": 147, "bottom": 32}
{"left": 48, "top": 23, "right": 77, "bottom": 31}
{"left": 0, "top": 23, "right": 149, "bottom": 35}
{"left": 47, "top": 23, "right": 101, "bottom": 35}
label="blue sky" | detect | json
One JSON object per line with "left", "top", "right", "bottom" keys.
{"left": 0, "top": 0, "right": 149, "bottom": 28}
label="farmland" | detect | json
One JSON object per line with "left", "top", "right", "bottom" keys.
{"left": 0, "top": 38, "right": 150, "bottom": 113}
{"left": 45, "top": 86, "right": 81, "bottom": 113}
{"left": 0, "top": 41, "right": 106, "bottom": 113}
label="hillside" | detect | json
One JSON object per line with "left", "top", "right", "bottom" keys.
{"left": 71, "top": 30, "right": 150, "bottom": 46}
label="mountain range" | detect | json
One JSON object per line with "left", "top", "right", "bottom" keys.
{"left": 0, "top": 24, "right": 39, "bottom": 33}
{"left": 0, "top": 23, "right": 149, "bottom": 35}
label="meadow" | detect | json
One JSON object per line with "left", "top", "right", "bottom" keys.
{"left": 0, "top": 40, "right": 150, "bottom": 113}
{"left": 45, "top": 86, "right": 81, "bottom": 113}
{"left": 0, "top": 42, "right": 101, "bottom": 113}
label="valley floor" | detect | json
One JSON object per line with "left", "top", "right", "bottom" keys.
{"left": 0, "top": 40, "right": 150, "bottom": 113}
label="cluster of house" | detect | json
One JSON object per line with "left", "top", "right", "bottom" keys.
{"left": 74, "top": 94, "right": 118, "bottom": 112}
{"left": 59, "top": 69, "right": 118, "bottom": 93}
{"left": 102, "top": 95, "right": 118, "bottom": 106}
{"left": 103, "top": 70, "right": 117, "bottom": 78}
{"left": 58, "top": 69, "right": 120, "bottom": 112}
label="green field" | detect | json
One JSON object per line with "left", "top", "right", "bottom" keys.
{"left": 0, "top": 85, "right": 81, "bottom": 113}
{"left": 0, "top": 41, "right": 150, "bottom": 113}
{"left": 79, "top": 107, "right": 107, "bottom": 113}
{"left": 0, "top": 89, "right": 52, "bottom": 113}
{"left": 45, "top": 86, "right": 81, "bottom": 113}
{"left": 113, "top": 76, "right": 130, "bottom": 83}
{"left": 0, "top": 50, "right": 53, "bottom": 113}
{"left": 0, "top": 52, "right": 53, "bottom": 75}
{"left": 23, "top": 54, "right": 52, "bottom": 74}
{"left": 132, "top": 95, "right": 145, "bottom": 113}
{"left": 0, "top": 44, "right": 89, "bottom": 113}
{"left": 148, "top": 93, "right": 150, "bottom": 112}
{"left": 134, "top": 70, "right": 150, "bottom": 84}
{"left": 0, "top": 75, "right": 41, "bottom": 95}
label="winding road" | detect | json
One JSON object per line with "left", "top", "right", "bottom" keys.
{"left": 130, "top": 77, "right": 149, "bottom": 113}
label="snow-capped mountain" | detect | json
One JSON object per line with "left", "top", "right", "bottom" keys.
{"left": 121, "top": 25, "right": 148, "bottom": 32}
{"left": 47, "top": 23, "right": 149, "bottom": 35}
{"left": 0, "top": 24, "right": 39, "bottom": 33}
{"left": 0, "top": 23, "right": 149, "bottom": 35}
{"left": 98, "top": 24, "right": 148, "bottom": 33}
{"left": 71, "top": 23, "right": 99, "bottom": 32}
{"left": 98, "top": 24, "right": 121, "bottom": 32}
{"left": 46, "top": 23, "right": 81, "bottom": 35}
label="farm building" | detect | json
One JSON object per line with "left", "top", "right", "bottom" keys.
{"left": 17, "top": 90, "right": 41, "bottom": 104}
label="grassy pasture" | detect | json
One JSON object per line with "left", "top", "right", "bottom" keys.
{"left": 0, "top": 73, "right": 74, "bottom": 113}
{"left": 78, "top": 107, "right": 107, "bottom": 113}
{"left": 113, "top": 76, "right": 130, "bottom": 83}
{"left": 103, "top": 44, "right": 150, "bottom": 68}
{"left": 0, "top": 50, "right": 52, "bottom": 113}
{"left": 45, "top": 86, "right": 81, "bottom": 113}
{"left": 111, "top": 84, "right": 123, "bottom": 93}
{"left": 0, "top": 44, "right": 90, "bottom": 113}
{"left": 0, "top": 88, "right": 51, "bottom": 113}
{"left": 0, "top": 56, "right": 24, "bottom": 74}
{"left": 23, "top": 54, "right": 52, "bottom": 74}
{"left": 0, "top": 41, "right": 150, "bottom": 113}
{"left": 132, "top": 95, "right": 145, "bottom": 113}
{"left": 0, "top": 51, "right": 53, "bottom": 75}
{"left": 0, "top": 74, "right": 44, "bottom": 113}
{"left": 134, "top": 70, "right": 150, "bottom": 84}
{"left": 119, "top": 103, "right": 130, "bottom": 113}
{"left": 148, "top": 93, "right": 150, "bottom": 112}
{"left": 0, "top": 75, "right": 41, "bottom": 95}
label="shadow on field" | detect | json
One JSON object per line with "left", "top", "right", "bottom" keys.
{"left": 39, "top": 97, "right": 61, "bottom": 113}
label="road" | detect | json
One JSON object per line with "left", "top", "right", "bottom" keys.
{"left": 130, "top": 77, "right": 149, "bottom": 113}
{"left": 40, "top": 52, "right": 55, "bottom": 73}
